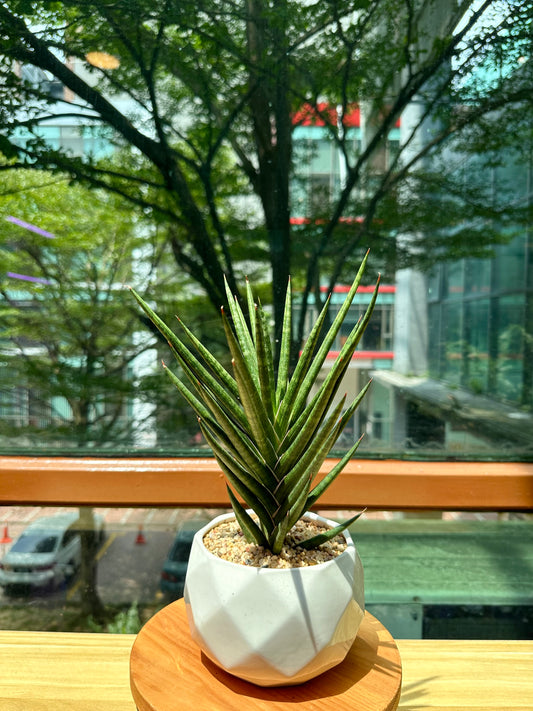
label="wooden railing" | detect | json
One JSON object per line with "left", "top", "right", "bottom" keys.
{"left": 1, "top": 456, "right": 532, "bottom": 511}
{"left": 1, "top": 454, "right": 533, "bottom": 710}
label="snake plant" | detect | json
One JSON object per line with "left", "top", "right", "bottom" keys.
{"left": 131, "top": 252, "right": 379, "bottom": 554}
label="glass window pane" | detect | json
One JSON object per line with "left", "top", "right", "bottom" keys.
{"left": 1, "top": 4, "right": 533, "bottom": 651}
{"left": 465, "top": 259, "right": 491, "bottom": 297}
{"left": 444, "top": 262, "right": 464, "bottom": 300}
{"left": 428, "top": 302, "right": 442, "bottom": 379}
{"left": 464, "top": 299, "right": 489, "bottom": 394}
{"left": 493, "top": 236, "right": 527, "bottom": 292}
{"left": 0, "top": 3, "right": 531, "bottom": 464}
{"left": 496, "top": 295, "right": 525, "bottom": 404}
{"left": 442, "top": 302, "right": 463, "bottom": 387}
{"left": 1, "top": 505, "right": 531, "bottom": 642}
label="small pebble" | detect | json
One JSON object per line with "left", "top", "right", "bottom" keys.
{"left": 202, "top": 518, "right": 347, "bottom": 568}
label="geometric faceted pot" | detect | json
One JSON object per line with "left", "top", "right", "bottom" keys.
{"left": 184, "top": 511, "right": 365, "bottom": 686}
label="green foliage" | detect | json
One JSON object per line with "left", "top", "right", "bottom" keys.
{"left": 0, "top": 0, "right": 531, "bottom": 347}
{"left": 132, "top": 252, "right": 378, "bottom": 553}
{"left": 106, "top": 601, "right": 142, "bottom": 634}
{"left": 0, "top": 168, "right": 167, "bottom": 448}
{"left": 88, "top": 601, "right": 142, "bottom": 634}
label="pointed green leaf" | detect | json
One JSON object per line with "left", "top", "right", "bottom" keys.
{"left": 277, "top": 395, "right": 346, "bottom": 477}
{"left": 334, "top": 276, "right": 380, "bottom": 368}
{"left": 337, "top": 380, "right": 372, "bottom": 432}
{"left": 178, "top": 349, "right": 249, "bottom": 431}
{"left": 161, "top": 362, "right": 213, "bottom": 422}
{"left": 131, "top": 287, "right": 247, "bottom": 429}
{"left": 255, "top": 302, "right": 276, "bottom": 421}
{"left": 232, "top": 353, "right": 279, "bottom": 469}
{"left": 224, "top": 277, "right": 258, "bottom": 384}
{"left": 297, "top": 251, "right": 371, "bottom": 404}
{"left": 196, "top": 379, "right": 278, "bottom": 491}
{"left": 275, "top": 277, "right": 292, "bottom": 408}
{"left": 221, "top": 308, "right": 279, "bottom": 466}
{"left": 245, "top": 278, "right": 257, "bottom": 344}
{"left": 275, "top": 292, "right": 332, "bottom": 435}
{"left": 284, "top": 276, "right": 379, "bottom": 444}
{"left": 281, "top": 260, "right": 378, "bottom": 433}
{"left": 297, "top": 511, "right": 366, "bottom": 550}
{"left": 176, "top": 314, "right": 239, "bottom": 398}
{"left": 199, "top": 419, "right": 278, "bottom": 524}
{"left": 304, "top": 435, "right": 364, "bottom": 511}
{"left": 227, "top": 487, "right": 269, "bottom": 548}
{"left": 270, "top": 513, "right": 292, "bottom": 555}
{"left": 275, "top": 409, "right": 343, "bottom": 515}
{"left": 218, "top": 457, "right": 276, "bottom": 531}
{"left": 282, "top": 355, "right": 350, "bottom": 452}
{"left": 287, "top": 477, "right": 315, "bottom": 530}
{"left": 274, "top": 469, "right": 312, "bottom": 528}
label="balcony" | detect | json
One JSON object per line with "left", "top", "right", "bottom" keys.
{"left": 0, "top": 456, "right": 532, "bottom": 709}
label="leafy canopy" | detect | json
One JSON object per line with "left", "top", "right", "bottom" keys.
{"left": 0, "top": 0, "right": 531, "bottom": 348}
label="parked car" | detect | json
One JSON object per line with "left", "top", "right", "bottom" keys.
{"left": 0, "top": 512, "right": 104, "bottom": 593}
{"left": 160, "top": 521, "right": 208, "bottom": 599}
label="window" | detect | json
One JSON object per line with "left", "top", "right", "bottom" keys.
{"left": 0, "top": 3, "right": 531, "bottom": 649}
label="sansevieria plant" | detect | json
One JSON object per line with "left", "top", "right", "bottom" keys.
{"left": 131, "top": 252, "right": 379, "bottom": 555}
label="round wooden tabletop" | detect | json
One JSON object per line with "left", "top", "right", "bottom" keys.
{"left": 130, "top": 599, "right": 402, "bottom": 710}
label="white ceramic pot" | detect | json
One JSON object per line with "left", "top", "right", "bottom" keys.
{"left": 184, "top": 511, "right": 364, "bottom": 686}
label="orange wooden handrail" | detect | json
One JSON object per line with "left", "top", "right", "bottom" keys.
{"left": 1, "top": 456, "right": 532, "bottom": 511}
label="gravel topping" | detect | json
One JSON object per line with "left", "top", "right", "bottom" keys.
{"left": 202, "top": 518, "right": 348, "bottom": 568}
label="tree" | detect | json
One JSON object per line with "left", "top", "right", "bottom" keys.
{"left": 0, "top": 0, "right": 531, "bottom": 353}
{"left": 0, "top": 169, "right": 168, "bottom": 447}
{"left": 0, "top": 168, "right": 171, "bottom": 618}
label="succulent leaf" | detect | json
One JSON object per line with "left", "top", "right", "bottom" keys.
{"left": 275, "top": 277, "right": 292, "bottom": 409}
{"left": 275, "top": 292, "right": 332, "bottom": 436}
{"left": 231, "top": 352, "right": 279, "bottom": 469}
{"left": 337, "top": 380, "right": 372, "bottom": 432}
{"left": 195, "top": 379, "right": 278, "bottom": 491}
{"left": 270, "top": 513, "right": 292, "bottom": 555}
{"left": 297, "top": 510, "right": 366, "bottom": 550}
{"left": 224, "top": 277, "right": 258, "bottom": 385}
{"left": 161, "top": 362, "right": 213, "bottom": 422}
{"left": 176, "top": 314, "right": 240, "bottom": 398}
{"left": 302, "top": 251, "right": 371, "bottom": 391}
{"left": 304, "top": 436, "right": 364, "bottom": 510}
{"left": 286, "top": 478, "right": 314, "bottom": 531}
{"left": 275, "top": 404, "right": 344, "bottom": 518}
{"left": 199, "top": 419, "right": 278, "bottom": 525}
{"left": 277, "top": 395, "right": 347, "bottom": 479}
{"left": 131, "top": 288, "right": 249, "bottom": 430}
{"left": 227, "top": 489, "right": 269, "bottom": 548}
{"left": 132, "top": 255, "right": 378, "bottom": 553}
{"left": 283, "top": 355, "right": 349, "bottom": 451}
{"left": 245, "top": 278, "right": 257, "bottom": 344}
{"left": 287, "top": 276, "right": 380, "bottom": 442}
{"left": 255, "top": 302, "right": 276, "bottom": 422}
{"left": 179, "top": 353, "right": 250, "bottom": 432}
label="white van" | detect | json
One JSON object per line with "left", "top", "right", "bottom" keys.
{"left": 0, "top": 512, "right": 104, "bottom": 592}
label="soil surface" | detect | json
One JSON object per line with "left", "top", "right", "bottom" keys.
{"left": 202, "top": 518, "right": 348, "bottom": 568}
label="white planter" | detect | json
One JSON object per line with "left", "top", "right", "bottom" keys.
{"left": 184, "top": 511, "right": 364, "bottom": 686}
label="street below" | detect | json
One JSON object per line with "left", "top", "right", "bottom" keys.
{"left": 0, "top": 505, "right": 225, "bottom": 616}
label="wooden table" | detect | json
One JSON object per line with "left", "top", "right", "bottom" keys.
{"left": 0, "top": 628, "right": 532, "bottom": 710}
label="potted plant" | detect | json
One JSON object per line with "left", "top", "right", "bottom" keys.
{"left": 131, "top": 252, "right": 379, "bottom": 686}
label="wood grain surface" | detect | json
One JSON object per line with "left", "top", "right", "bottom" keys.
{"left": 129, "top": 599, "right": 402, "bottom": 710}
{"left": 2, "top": 456, "right": 532, "bottom": 510}
{"left": 0, "top": 628, "right": 532, "bottom": 709}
